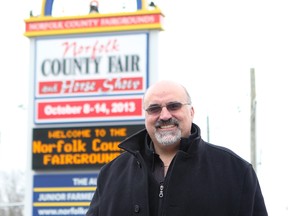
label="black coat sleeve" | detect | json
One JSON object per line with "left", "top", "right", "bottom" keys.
{"left": 238, "top": 165, "right": 268, "bottom": 216}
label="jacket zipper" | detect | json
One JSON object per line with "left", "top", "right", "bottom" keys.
{"left": 159, "top": 183, "right": 164, "bottom": 198}
{"left": 158, "top": 157, "right": 174, "bottom": 216}
{"left": 158, "top": 182, "right": 164, "bottom": 216}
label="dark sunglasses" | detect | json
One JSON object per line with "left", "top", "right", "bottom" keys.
{"left": 145, "top": 102, "right": 191, "bottom": 115}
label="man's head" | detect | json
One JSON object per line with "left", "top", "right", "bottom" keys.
{"left": 143, "top": 80, "right": 194, "bottom": 149}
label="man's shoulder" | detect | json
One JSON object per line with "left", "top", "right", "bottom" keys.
{"left": 204, "top": 142, "right": 251, "bottom": 167}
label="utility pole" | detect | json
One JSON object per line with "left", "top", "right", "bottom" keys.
{"left": 250, "top": 68, "right": 257, "bottom": 172}
{"left": 206, "top": 115, "right": 210, "bottom": 142}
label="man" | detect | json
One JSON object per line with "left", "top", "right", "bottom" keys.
{"left": 86, "top": 80, "right": 268, "bottom": 216}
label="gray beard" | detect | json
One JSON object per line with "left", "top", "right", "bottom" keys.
{"left": 155, "top": 129, "right": 181, "bottom": 146}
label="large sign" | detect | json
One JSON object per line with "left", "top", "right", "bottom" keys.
{"left": 32, "top": 124, "right": 144, "bottom": 170}
{"left": 25, "top": 2, "right": 162, "bottom": 216}
{"left": 33, "top": 173, "right": 97, "bottom": 216}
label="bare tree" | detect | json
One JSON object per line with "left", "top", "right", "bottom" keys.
{"left": 0, "top": 170, "right": 25, "bottom": 216}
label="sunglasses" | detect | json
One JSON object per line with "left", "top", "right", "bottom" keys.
{"left": 145, "top": 102, "right": 191, "bottom": 115}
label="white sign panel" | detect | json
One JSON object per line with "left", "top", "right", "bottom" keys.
{"left": 35, "top": 32, "right": 148, "bottom": 98}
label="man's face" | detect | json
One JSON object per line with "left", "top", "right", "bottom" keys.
{"left": 144, "top": 82, "right": 194, "bottom": 147}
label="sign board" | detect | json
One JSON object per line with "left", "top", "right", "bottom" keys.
{"left": 35, "top": 94, "right": 144, "bottom": 124}
{"left": 32, "top": 124, "right": 144, "bottom": 170}
{"left": 34, "top": 32, "right": 149, "bottom": 124}
{"left": 35, "top": 33, "right": 148, "bottom": 98}
{"left": 33, "top": 173, "right": 97, "bottom": 216}
{"left": 25, "top": 10, "right": 164, "bottom": 37}
{"left": 25, "top": 2, "right": 163, "bottom": 216}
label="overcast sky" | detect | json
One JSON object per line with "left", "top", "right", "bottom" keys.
{"left": 0, "top": 0, "right": 288, "bottom": 215}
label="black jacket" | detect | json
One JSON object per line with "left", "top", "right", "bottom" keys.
{"left": 86, "top": 123, "right": 268, "bottom": 216}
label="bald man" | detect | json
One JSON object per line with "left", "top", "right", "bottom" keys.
{"left": 86, "top": 80, "right": 268, "bottom": 216}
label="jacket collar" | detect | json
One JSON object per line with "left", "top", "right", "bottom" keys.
{"left": 119, "top": 123, "right": 203, "bottom": 156}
